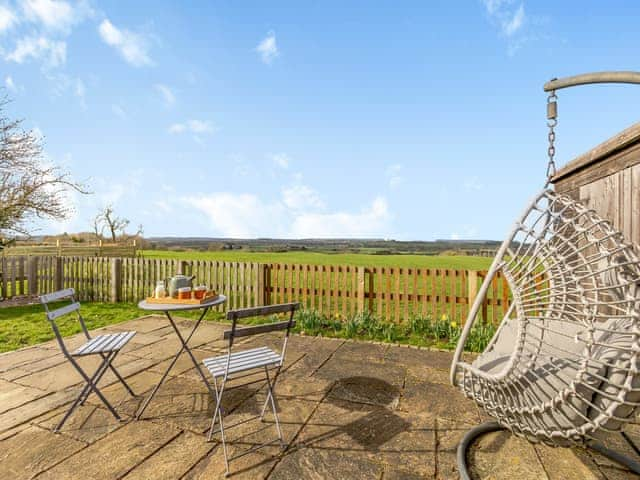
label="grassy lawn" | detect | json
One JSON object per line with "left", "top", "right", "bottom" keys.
{"left": 140, "top": 249, "right": 493, "bottom": 270}
{"left": 0, "top": 302, "right": 223, "bottom": 353}
{"left": 0, "top": 301, "right": 493, "bottom": 354}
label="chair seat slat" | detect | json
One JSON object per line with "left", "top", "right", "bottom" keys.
{"left": 204, "top": 347, "right": 281, "bottom": 378}
{"left": 73, "top": 331, "right": 136, "bottom": 356}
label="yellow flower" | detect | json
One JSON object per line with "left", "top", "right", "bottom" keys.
{"left": 441, "top": 314, "right": 447, "bottom": 321}
{"left": 451, "top": 322, "right": 458, "bottom": 329}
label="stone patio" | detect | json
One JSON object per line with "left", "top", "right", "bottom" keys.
{"left": 1, "top": 314, "right": 640, "bottom": 479}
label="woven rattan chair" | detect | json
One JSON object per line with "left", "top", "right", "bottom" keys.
{"left": 450, "top": 189, "right": 640, "bottom": 478}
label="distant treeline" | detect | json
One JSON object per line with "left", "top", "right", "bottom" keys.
{"left": 146, "top": 237, "right": 501, "bottom": 256}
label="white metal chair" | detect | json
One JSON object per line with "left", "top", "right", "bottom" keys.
{"left": 40, "top": 288, "right": 137, "bottom": 432}
{"left": 203, "top": 302, "right": 299, "bottom": 477}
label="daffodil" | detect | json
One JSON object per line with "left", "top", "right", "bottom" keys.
{"left": 451, "top": 321, "right": 458, "bottom": 329}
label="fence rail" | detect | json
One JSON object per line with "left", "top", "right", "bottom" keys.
{"left": 0, "top": 255, "right": 511, "bottom": 323}
{"left": 2, "top": 243, "right": 138, "bottom": 258}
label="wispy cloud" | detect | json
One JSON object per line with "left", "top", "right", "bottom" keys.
{"left": 21, "top": 0, "right": 92, "bottom": 33}
{"left": 0, "top": 4, "right": 17, "bottom": 34}
{"left": 482, "top": 0, "right": 527, "bottom": 54}
{"left": 111, "top": 104, "right": 127, "bottom": 119}
{"left": 269, "top": 152, "right": 290, "bottom": 169}
{"left": 168, "top": 119, "right": 215, "bottom": 135}
{"left": 98, "top": 19, "right": 153, "bottom": 67}
{"left": 386, "top": 164, "right": 403, "bottom": 189}
{"left": 256, "top": 30, "right": 279, "bottom": 64}
{"left": 5, "top": 75, "right": 17, "bottom": 92}
{"left": 5, "top": 35, "right": 66, "bottom": 67}
{"left": 154, "top": 83, "right": 175, "bottom": 107}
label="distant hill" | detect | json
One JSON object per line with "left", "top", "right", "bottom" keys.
{"left": 146, "top": 237, "right": 501, "bottom": 257}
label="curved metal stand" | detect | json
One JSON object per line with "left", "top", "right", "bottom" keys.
{"left": 457, "top": 421, "right": 640, "bottom": 480}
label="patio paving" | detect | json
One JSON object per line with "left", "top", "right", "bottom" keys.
{"left": 1, "top": 314, "right": 640, "bottom": 479}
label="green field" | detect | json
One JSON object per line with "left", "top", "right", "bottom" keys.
{"left": 140, "top": 250, "right": 493, "bottom": 270}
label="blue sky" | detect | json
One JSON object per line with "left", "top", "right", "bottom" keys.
{"left": 2, "top": 1, "right": 640, "bottom": 240}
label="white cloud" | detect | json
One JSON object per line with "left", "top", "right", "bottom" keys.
{"left": 482, "top": 1, "right": 526, "bottom": 38}
{"left": 291, "top": 197, "right": 390, "bottom": 238}
{"left": 184, "top": 193, "right": 285, "bottom": 238}
{"left": 256, "top": 30, "right": 279, "bottom": 64}
{"left": 503, "top": 4, "right": 524, "bottom": 36}
{"left": 386, "top": 164, "right": 403, "bottom": 189}
{"left": 154, "top": 83, "right": 175, "bottom": 107}
{"left": 168, "top": 119, "right": 214, "bottom": 135}
{"left": 98, "top": 19, "right": 153, "bottom": 67}
{"left": 5, "top": 75, "right": 17, "bottom": 92}
{"left": 450, "top": 225, "right": 479, "bottom": 240}
{"left": 270, "top": 153, "right": 290, "bottom": 169}
{"left": 5, "top": 35, "right": 66, "bottom": 67}
{"left": 184, "top": 187, "right": 391, "bottom": 239}
{"left": 282, "top": 184, "right": 324, "bottom": 211}
{"left": 21, "top": 0, "right": 88, "bottom": 33}
{"left": 463, "top": 176, "right": 484, "bottom": 191}
{"left": 0, "top": 4, "right": 17, "bottom": 34}
{"left": 111, "top": 104, "right": 127, "bottom": 119}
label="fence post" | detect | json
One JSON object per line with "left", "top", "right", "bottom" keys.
{"left": 111, "top": 258, "right": 122, "bottom": 303}
{"left": 54, "top": 257, "right": 63, "bottom": 291}
{"left": 257, "top": 264, "right": 265, "bottom": 305}
{"left": 177, "top": 260, "right": 188, "bottom": 275}
{"left": 27, "top": 256, "right": 39, "bottom": 295}
{"left": 0, "top": 256, "right": 6, "bottom": 299}
{"left": 367, "top": 268, "right": 374, "bottom": 313}
{"left": 467, "top": 270, "right": 478, "bottom": 324}
{"left": 357, "top": 266, "right": 365, "bottom": 312}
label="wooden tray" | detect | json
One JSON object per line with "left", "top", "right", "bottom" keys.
{"left": 145, "top": 292, "right": 219, "bottom": 305}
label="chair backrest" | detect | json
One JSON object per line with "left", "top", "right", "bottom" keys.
{"left": 223, "top": 303, "right": 299, "bottom": 358}
{"left": 40, "top": 288, "right": 89, "bottom": 355}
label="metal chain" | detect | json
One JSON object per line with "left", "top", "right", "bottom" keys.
{"left": 545, "top": 90, "right": 558, "bottom": 183}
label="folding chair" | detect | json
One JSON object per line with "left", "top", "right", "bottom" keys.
{"left": 203, "top": 302, "right": 299, "bottom": 477}
{"left": 40, "top": 288, "right": 137, "bottom": 432}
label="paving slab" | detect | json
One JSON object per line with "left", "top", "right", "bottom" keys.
{"left": 0, "top": 425, "right": 86, "bottom": 480}
{"left": 37, "top": 420, "right": 181, "bottom": 480}
{"left": 122, "top": 431, "right": 214, "bottom": 480}
{"left": 1, "top": 319, "right": 636, "bottom": 480}
{"left": 0, "top": 378, "right": 50, "bottom": 413}
{"left": 35, "top": 403, "right": 125, "bottom": 443}
{"left": 468, "top": 430, "right": 549, "bottom": 480}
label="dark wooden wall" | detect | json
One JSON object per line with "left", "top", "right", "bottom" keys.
{"left": 552, "top": 123, "right": 640, "bottom": 247}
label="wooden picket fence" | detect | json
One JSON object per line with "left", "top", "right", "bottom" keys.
{"left": 0, "top": 256, "right": 512, "bottom": 324}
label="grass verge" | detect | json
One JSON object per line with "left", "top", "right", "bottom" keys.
{"left": 0, "top": 302, "right": 494, "bottom": 354}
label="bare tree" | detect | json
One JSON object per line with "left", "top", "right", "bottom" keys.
{"left": 91, "top": 212, "right": 105, "bottom": 240}
{"left": 0, "top": 97, "right": 86, "bottom": 247}
{"left": 99, "top": 205, "right": 130, "bottom": 242}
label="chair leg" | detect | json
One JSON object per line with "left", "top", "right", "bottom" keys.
{"left": 263, "top": 367, "right": 285, "bottom": 448}
{"left": 78, "top": 351, "right": 117, "bottom": 406}
{"left": 207, "top": 377, "right": 231, "bottom": 477}
{"left": 56, "top": 353, "right": 121, "bottom": 432}
{"left": 105, "top": 355, "right": 136, "bottom": 397}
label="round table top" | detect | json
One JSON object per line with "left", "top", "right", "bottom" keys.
{"left": 138, "top": 294, "right": 227, "bottom": 312}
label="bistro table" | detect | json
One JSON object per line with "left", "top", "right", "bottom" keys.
{"left": 135, "top": 294, "right": 227, "bottom": 419}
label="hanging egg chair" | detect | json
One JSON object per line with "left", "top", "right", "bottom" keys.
{"left": 450, "top": 72, "right": 640, "bottom": 479}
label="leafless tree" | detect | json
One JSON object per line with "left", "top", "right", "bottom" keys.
{"left": 99, "top": 205, "right": 130, "bottom": 242}
{"left": 0, "top": 97, "right": 86, "bottom": 247}
{"left": 91, "top": 212, "right": 105, "bottom": 240}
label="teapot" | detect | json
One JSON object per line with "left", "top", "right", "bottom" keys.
{"left": 166, "top": 274, "right": 195, "bottom": 298}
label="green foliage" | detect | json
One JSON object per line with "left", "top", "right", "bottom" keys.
{"left": 293, "top": 309, "right": 497, "bottom": 353}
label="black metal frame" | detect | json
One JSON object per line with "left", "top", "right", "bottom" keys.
{"left": 457, "top": 421, "right": 640, "bottom": 480}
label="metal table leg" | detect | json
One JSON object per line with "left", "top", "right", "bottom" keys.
{"left": 136, "top": 307, "right": 215, "bottom": 419}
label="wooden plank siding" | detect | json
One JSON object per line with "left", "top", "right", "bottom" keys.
{"left": 552, "top": 122, "right": 640, "bottom": 248}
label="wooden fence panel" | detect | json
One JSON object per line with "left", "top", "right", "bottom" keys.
{"left": 1, "top": 255, "right": 514, "bottom": 325}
